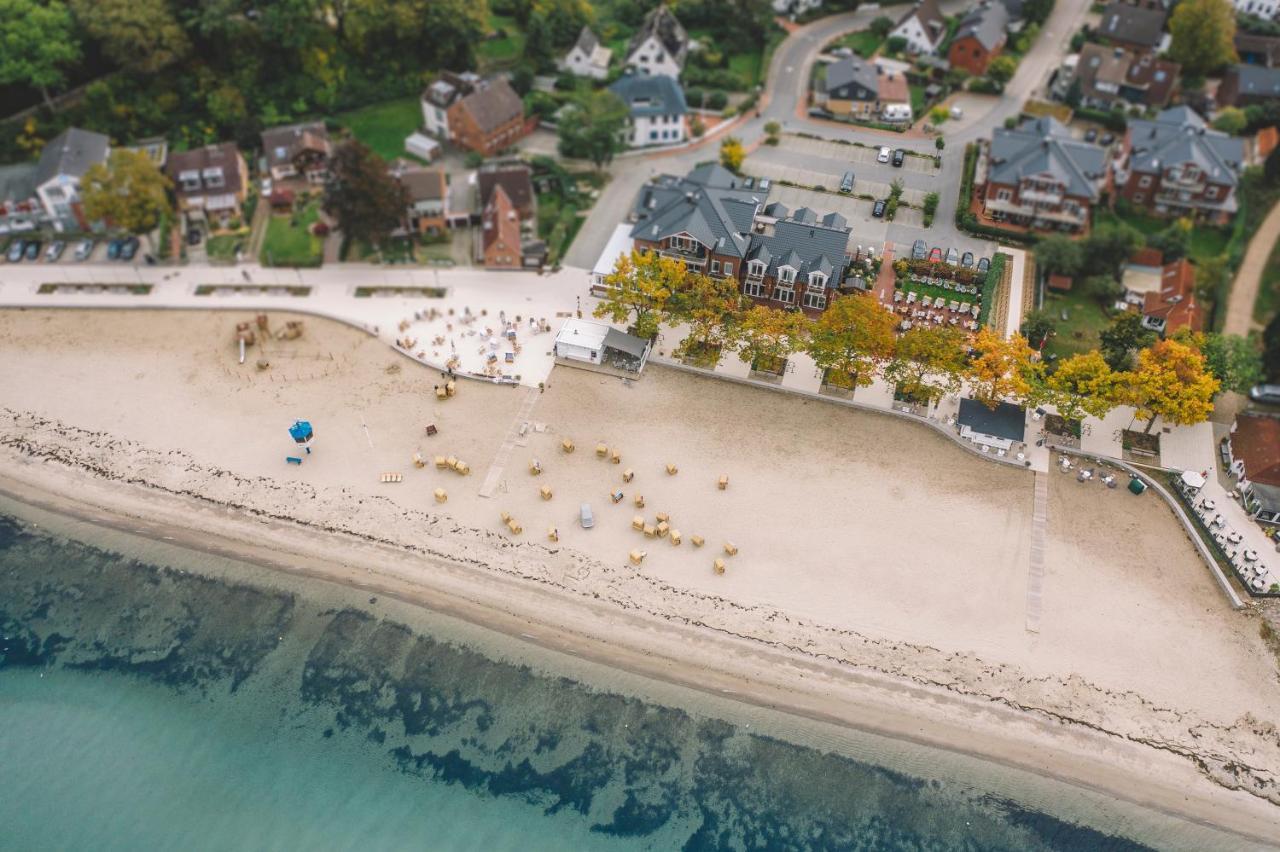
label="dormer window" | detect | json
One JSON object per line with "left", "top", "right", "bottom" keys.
{"left": 747, "top": 260, "right": 765, "bottom": 278}
{"left": 178, "top": 169, "right": 201, "bottom": 192}
{"left": 202, "top": 167, "right": 224, "bottom": 189}
{"left": 778, "top": 266, "right": 796, "bottom": 284}
{"left": 807, "top": 272, "right": 827, "bottom": 290}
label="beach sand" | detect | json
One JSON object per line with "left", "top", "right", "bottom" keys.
{"left": 1, "top": 309, "right": 1278, "bottom": 839}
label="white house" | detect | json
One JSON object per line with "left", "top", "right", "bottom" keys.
{"left": 625, "top": 5, "right": 689, "bottom": 78}
{"left": 608, "top": 74, "right": 688, "bottom": 148}
{"left": 561, "top": 27, "right": 612, "bottom": 80}
{"left": 890, "top": 0, "right": 949, "bottom": 55}
{"left": 1235, "top": 0, "right": 1279, "bottom": 20}
{"left": 773, "top": 0, "right": 823, "bottom": 15}
{"left": 554, "top": 318, "right": 651, "bottom": 375}
{"left": 33, "top": 127, "right": 110, "bottom": 233}
{"left": 420, "top": 71, "right": 482, "bottom": 139}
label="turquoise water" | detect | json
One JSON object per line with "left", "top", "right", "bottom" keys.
{"left": 0, "top": 504, "right": 1250, "bottom": 850}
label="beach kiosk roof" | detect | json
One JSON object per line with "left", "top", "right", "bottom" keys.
{"left": 1180, "top": 470, "right": 1206, "bottom": 490}
{"left": 957, "top": 398, "right": 1026, "bottom": 450}
{"left": 554, "top": 318, "right": 651, "bottom": 376}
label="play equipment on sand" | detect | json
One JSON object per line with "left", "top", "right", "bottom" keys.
{"left": 235, "top": 322, "right": 256, "bottom": 364}
{"left": 286, "top": 420, "right": 314, "bottom": 464}
{"left": 629, "top": 549, "right": 647, "bottom": 565}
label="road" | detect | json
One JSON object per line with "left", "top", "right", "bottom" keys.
{"left": 567, "top": 0, "right": 1093, "bottom": 270}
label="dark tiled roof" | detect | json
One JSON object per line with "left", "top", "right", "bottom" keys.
{"left": 1127, "top": 107, "right": 1244, "bottom": 186}
{"left": 1233, "top": 414, "right": 1280, "bottom": 487}
{"left": 1227, "top": 64, "right": 1280, "bottom": 99}
{"left": 824, "top": 56, "right": 880, "bottom": 98}
{"left": 458, "top": 78, "right": 524, "bottom": 134}
{"left": 955, "top": 2, "right": 1009, "bottom": 51}
{"left": 989, "top": 117, "right": 1109, "bottom": 199}
{"left": 629, "top": 167, "right": 768, "bottom": 260}
{"left": 1235, "top": 32, "right": 1280, "bottom": 66}
{"left": 609, "top": 73, "right": 687, "bottom": 117}
{"left": 895, "top": 0, "right": 947, "bottom": 38}
{"left": 1098, "top": 3, "right": 1166, "bottom": 48}
{"left": 573, "top": 26, "right": 600, "bottom": 55}
{"left": 166, "top": 142, "right": 245, "bottom": 200}
{"left": 35, "top": 127, "right": 109, "bottom": 185}
{"left": 477, "top": 163, "right": 533, "bottom": 214}
{"left": 627, "top": 5, "right": 689, "bottom": 65}
{"left": 0, "top": 163, "right": 38, "bottom": 203}
{"left": 261, "top": 122, "right": 330, "bottom": 170}
{"left": 389, "top": 159, "right": 446, "bottom": 203}
{"left": 958, "top": 398, "right": 1026, "bottom": 441}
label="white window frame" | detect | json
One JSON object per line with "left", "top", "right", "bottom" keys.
{"left": 774, "top": 285, "right": 794, "bottom": 303}
{"left": 743, "top": 279, "right": 763, "bottom": 297}
{"left": 803, "top": 290, "right": 827, "bottom": 310}
{"left": 778, "top": 265, "right": 796, "bottom": 284}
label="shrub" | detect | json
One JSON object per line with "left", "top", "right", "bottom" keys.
{"left": 690, "top": 115, "right": 707, "bottom": 137}
{"left": 886, "top": 36, "right": 908, "bottom": 54}
{"left": 312, "top": 221, "right": 330, "bottom": 237}
{"left": 707, "top": 91, "right": 729, "bottom": 110}
{"left": 464, "top": 151, "right": 484, "bottom": 169}
{"left": 685, "top": 88, "right": 705, "bottom": 108}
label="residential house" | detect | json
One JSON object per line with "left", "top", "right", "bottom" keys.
{"left": 627, "top": 163, "right": 851, "bottom": 316}
{"left": 388, "top": 158, "right": 448, "bottom": 234}
{"left": 128, "top": 137, "right": 168, "bottom": 170}
{"left": 1071, "top": 44, "right": 1179, "bottom": 110}
{"left": 981, "top": 117, "right": 1110, "bottom": 232}
{"left": 1219, "top": 64, "right": 1280, "bottom": 107}
{"left": 1227, "top": 414, "right": 1280, "bottom": 525}
{"left": 476, "top": 162, "right": 536, "bottom": 221}
{"left": 33, "top": 127, "right": 110, "bottom": 232}
{"left": 479, "top": 184, "right": 545, "bottom": 269}
{"left": 1121, "top": 246, "right": 1166, "bottom": 302}
{"left": 1233, "top": 0, "right": 1280, "bottom": 20}
{"left": 0, "top": 164, "right": 46, "bottom": 234}
{"left": 1235, "top": 32, "right": 1280, "bottom": 67}
{"left": 625, "top": 5, "right": 690, "bottom": 78}
{"left": 818, "top": 56, "right": 912, "bottom": 122}
{"left": 561, "top": 27, "right": 612, "bottom": 79}
{"left": 261, "top": 122, "right": 331, "bottom": 184}
{"left": 890, "top": 0, "right": 948, "bottom": 55}
{"left": 447, "top": 77, "right": 529, "bottom": 156}
{"left": 1116, "top": 106, "right": 1245, "bottom": 224}
{"left": 166, "top": 142, "right": 249, "bottom": 229}
{"left": 1139, "top": 257, "right": 1203, "bottom": 335}
{"left": 774, "top": 0, "right": 824, "bottom": 14}
{"left": 420, "top": 71, "right": 483, "bottom": 139}
{"left": 609, "top": 73, "right": 687, "bottom": 147}
{"left": 1095, "top": 3, "right": 1167, "bottom": 53}
{"left": 947, "top": 1, "right": 1009, "bottom": 77}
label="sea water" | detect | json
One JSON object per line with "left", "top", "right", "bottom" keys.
{"left": 0, "top": 498, "right": 1260, "bottom": 851}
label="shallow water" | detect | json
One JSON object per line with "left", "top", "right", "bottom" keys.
{"left": 0, "top": 501, "right": 1253, "bottom": 851}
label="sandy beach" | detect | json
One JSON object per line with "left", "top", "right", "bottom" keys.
{"left": 1, "top": 308, "right": 1278, "bottom": 841}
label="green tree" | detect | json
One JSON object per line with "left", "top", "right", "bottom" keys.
{"left": 806, "top": 293, "right": 898, "bottom": 388}
{"left": 80, "top": 149, "right": 171, "bottom": 236}
{"left": 1212, "top": 106, "right": 1248, "bottom": 135}
{"left": 1083, "top": 223, "right": 1144, "bottom": 279}
{"left": 870, "top": 15, "right": 895, "bottom": 37}
{"left": 70, "top": 0, "right": 189, "bottom": 75}
{"left": 594, "top": 250, "right": 684, "bottom": 339}
{"left": 1175, "top": 330, "right": 1265, "bottom": 394}
{"left": 987, "top": 55, "right": 1017, "bottom": 84}
{"left": 557, "top": 90, "right": 629, "bottom": 169}
{"left": 525, "top": 0, "right": 593, "bottom": 65}
{"left": 720, "top": 136, "right": 746, "bottom": 172}
{"left": 1020, "top": 309, "right": 1057, "bottom": 349}
{"left": 1194, "top": 254, "right": 1232, "bottom": 303}
{"left": 323, "top": 140, "right": 407, "bottom": 250}
{"left": 882, "top": 325, "right": 968, "bottom": 403}
{"left": 1169, "top": 0, "right": 1238, "bottom": 76}
{"left": 1263, "top": 312, "right": 1280, "bottom": 380}
{"left": 0, "top": 0, "right": 80, "bottom": 111}
{"left": 1034, "top": 235, "right": 1084, "bottom": 278}
{"left": 1045, "top": 351, "right": 1119, "bottom": 422}
{"left": 1119, "top": 339, "right": 1220, "bottom": 431}
{"left": 668, "top": 268, "right": 744, "bottom": 357}
{"left": 732, "top": 305, "right": 811, "bottom": 369}
{"left": 764, "top": 120, "right": 781, "bottom": 142}
{"left": 935, "top": 135, "right": 946, "bottom": 152}
{"left": 1099, "top": 312, "right": 1157, "bottom": 371}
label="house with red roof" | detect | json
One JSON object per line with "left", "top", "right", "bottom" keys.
{"left": 1227, "top": 414, "right": 1280, "bottom": 525}
{"left": 1140, "top": 258, "right": 1202, "bottom": 335}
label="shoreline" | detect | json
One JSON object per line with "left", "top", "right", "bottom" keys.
{"left": 2, "top": 450, "right": 1278, "bottom": 846}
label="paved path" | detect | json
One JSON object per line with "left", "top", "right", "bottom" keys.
{"left": 1223, "top": 196, "right": 1280, "bottom": 336}
{"left": 1026, "top": 472, "right": 1048, "bottom": 633}
{"left": 479, "top": 386, "right": 541, "bottom": 498}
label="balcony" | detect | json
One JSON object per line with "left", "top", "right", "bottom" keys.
{"left": 1019, "top": 187, "right": 1064, "bottom": 205}
{"left": 659, "top": 246, "right": 708, "bottom": 267}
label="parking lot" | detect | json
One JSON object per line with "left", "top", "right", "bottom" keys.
{"left": 2, "top": 234, "right": 147, "bottom": 267}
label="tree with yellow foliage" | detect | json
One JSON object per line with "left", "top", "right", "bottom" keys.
{"left": 731, "top": 305, "right": 812, "bottom": 373}
{"left": 1118, "top": 339, "right": 1219, "bottom": 432}
{"left": 594, "top": 250, "right": 685, "bottom": 339}
{"left": 966, "top": 328, "right": 1041, "bottom": 408}
{"left": 719, "top": 136, "right": 745, "bottom": 173}
{"left": 667, "top": 266, "right": 744, "bottom": 359}
{"left": 1045, "top": 351, "right": 1120, "bottom": 423}
{"left": 805, "top": 293, "right": 897, "bottom": 389}
{"left": 882, "top": 324, "right": 968, "bottom": 404}
{"left": 81, "top": 149, "right": 172, "bottom": 236}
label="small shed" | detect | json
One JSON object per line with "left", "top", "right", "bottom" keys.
{"left": 957, "top": 398, "right": 1026, "bottom": 451}
{"left": 1046, "top": 273, "right": 1073, "bottom": 292}
{"left": 554, "top": 318, "right": 651, "bottom": 375}
{"left": 404, "top": 132, "right": 441, "bottom": 162}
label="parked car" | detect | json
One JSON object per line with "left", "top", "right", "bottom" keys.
{"left": 877, "top": 146, "right": 891, "bottom": 163}
{"left": 6, "top": 240, "right": 25, "bottom": 262}
{"left": 45, "top": 241, "right": 65, "bottom": 262}
{"left": 1100, "top": 132, "right": 1115, "bottom": 146}
{"left": 945, "top": 247, "right": 959, "bottom": 265}
{"left": 840, "top": 170, "right": 855, "bottom": 193}
{"left": 1084, "top": 128, "right": 1098, "bottom": 143}
{"left": 580, "top": 503, "right": 594, "bottom": 529}
{"left": 187, "top": 228, "right": 202, "bottom": 246}
{"left": 961, "top": 251, "right": 974, "bottom": 268}
{"left": 24, "top": 239, "right": 41, "bottom": 261}
{"left": 74, "top": 239, "right": 95, "bottom": 261}
{"left": 260, "top": 177, "right": 273, "bottom": 195}
{"left": 892, "top": 148, "right": 905, "bottom": 167}
{"left": 1249, "top": 384, "right": 1280, "bottom": 405}
{"left": 808, "top": 107, "right": 834, "bottom": 120}
{"left": 872, "top": 198, "right": 886, "bottom": 217}
{"left": 977, "top": 256, "right": 990, "bottom": 273}
{"left": 928, "top": 247, "right": 942, "bottom": 262}
{"left": 743, "top": 177, "right": 755, "bottom": 189}
{"left": 912, "top": 239, "right": 927, "bottom": 260}
{"left": 106, "top": 238, "right": 123, "bottom": 260}
{"left": 120, "top": 236, "right": 140, "bottom": 260}
{"left": 757, "top": 178, "right": 771, "bottom": 191}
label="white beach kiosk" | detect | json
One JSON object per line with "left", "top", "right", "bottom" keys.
{"left": 554, "top": 318, "right": 652, "bottom": 376}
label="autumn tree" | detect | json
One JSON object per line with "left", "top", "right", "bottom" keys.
{"left": 1169, "top": 0, "right": 1237, "bottom": 76}
{"left": 71, "top": 0, "right": 190, "bottom": 75}
{"left": 806, "top": 294, "right": 898, "bottom": 389}
{"left": 967, "top": 328, "right": 1041, "bottom": 408}
{"left": 1045, "top": 351, "right": 1120, "bottom": 422}
{"left": 594, "top": 250, "right": 684, "bottom": 339}
{"left": 81, "top": 149, "right": 171, "bottom": 236}
{"left": 1119, "top": 339, "right": 1219, "bottom": 432}
{"left": 0, "top": 0, "right": 80, "bottom": 111}
{"left": 557, "top": 90, "right": 629, "bottom": 169}
{"left": 732, "top": 305, "right": 811, "bottom": 372}
{"left": 324, "top": 140, "right": 407, "bottom": 250}
{"left": 1212, "top": 106, "right": 1248, "bottom": 135}
{"left": 882, "top": 325, "right": 968, "bottom": 404}
{"left": 720, "top": 136, "right": 745, "bottom": 173}
{"left": 669, "top": 271, "right": 744, "bottom": 359}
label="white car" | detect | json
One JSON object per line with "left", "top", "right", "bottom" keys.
{"left": 260, "top": 177, "right": 273, "bottom": 195}
{"left": 877, "top": 146, "right": 891, "bottom": 163}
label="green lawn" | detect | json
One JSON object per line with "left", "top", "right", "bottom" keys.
{"left": 1042, "top": 287, "right": 1113, "bottom": 360}
{"left": 728, "top": 51, "right": 762, "bottom": 86}
{"left": 479, "top": 14, "right": 525, "bottom": 66}
{"left": 206, "top": 234, "right": 242, "bottom": 260}
{"left": 334, "top": 96, "right": 422, "bottom": 162}
{"left": 909, "top": 84, "right": 926, "bottom": 116}
{"left": 833, "top": 30, "right": 884, "bottom": 58}
{"left": 261, "top": 202, "right": 323, "bottom": 267}
{"left": 1094, "top": 208, "right": 1229, "bottom": 264}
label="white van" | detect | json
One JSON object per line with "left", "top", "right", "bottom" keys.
{"left": 882, "top": 104, "right": 913, "bottom": 123}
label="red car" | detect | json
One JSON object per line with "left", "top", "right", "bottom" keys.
{"left": 928, "top": 247, "right": 942, "bottom": 262}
